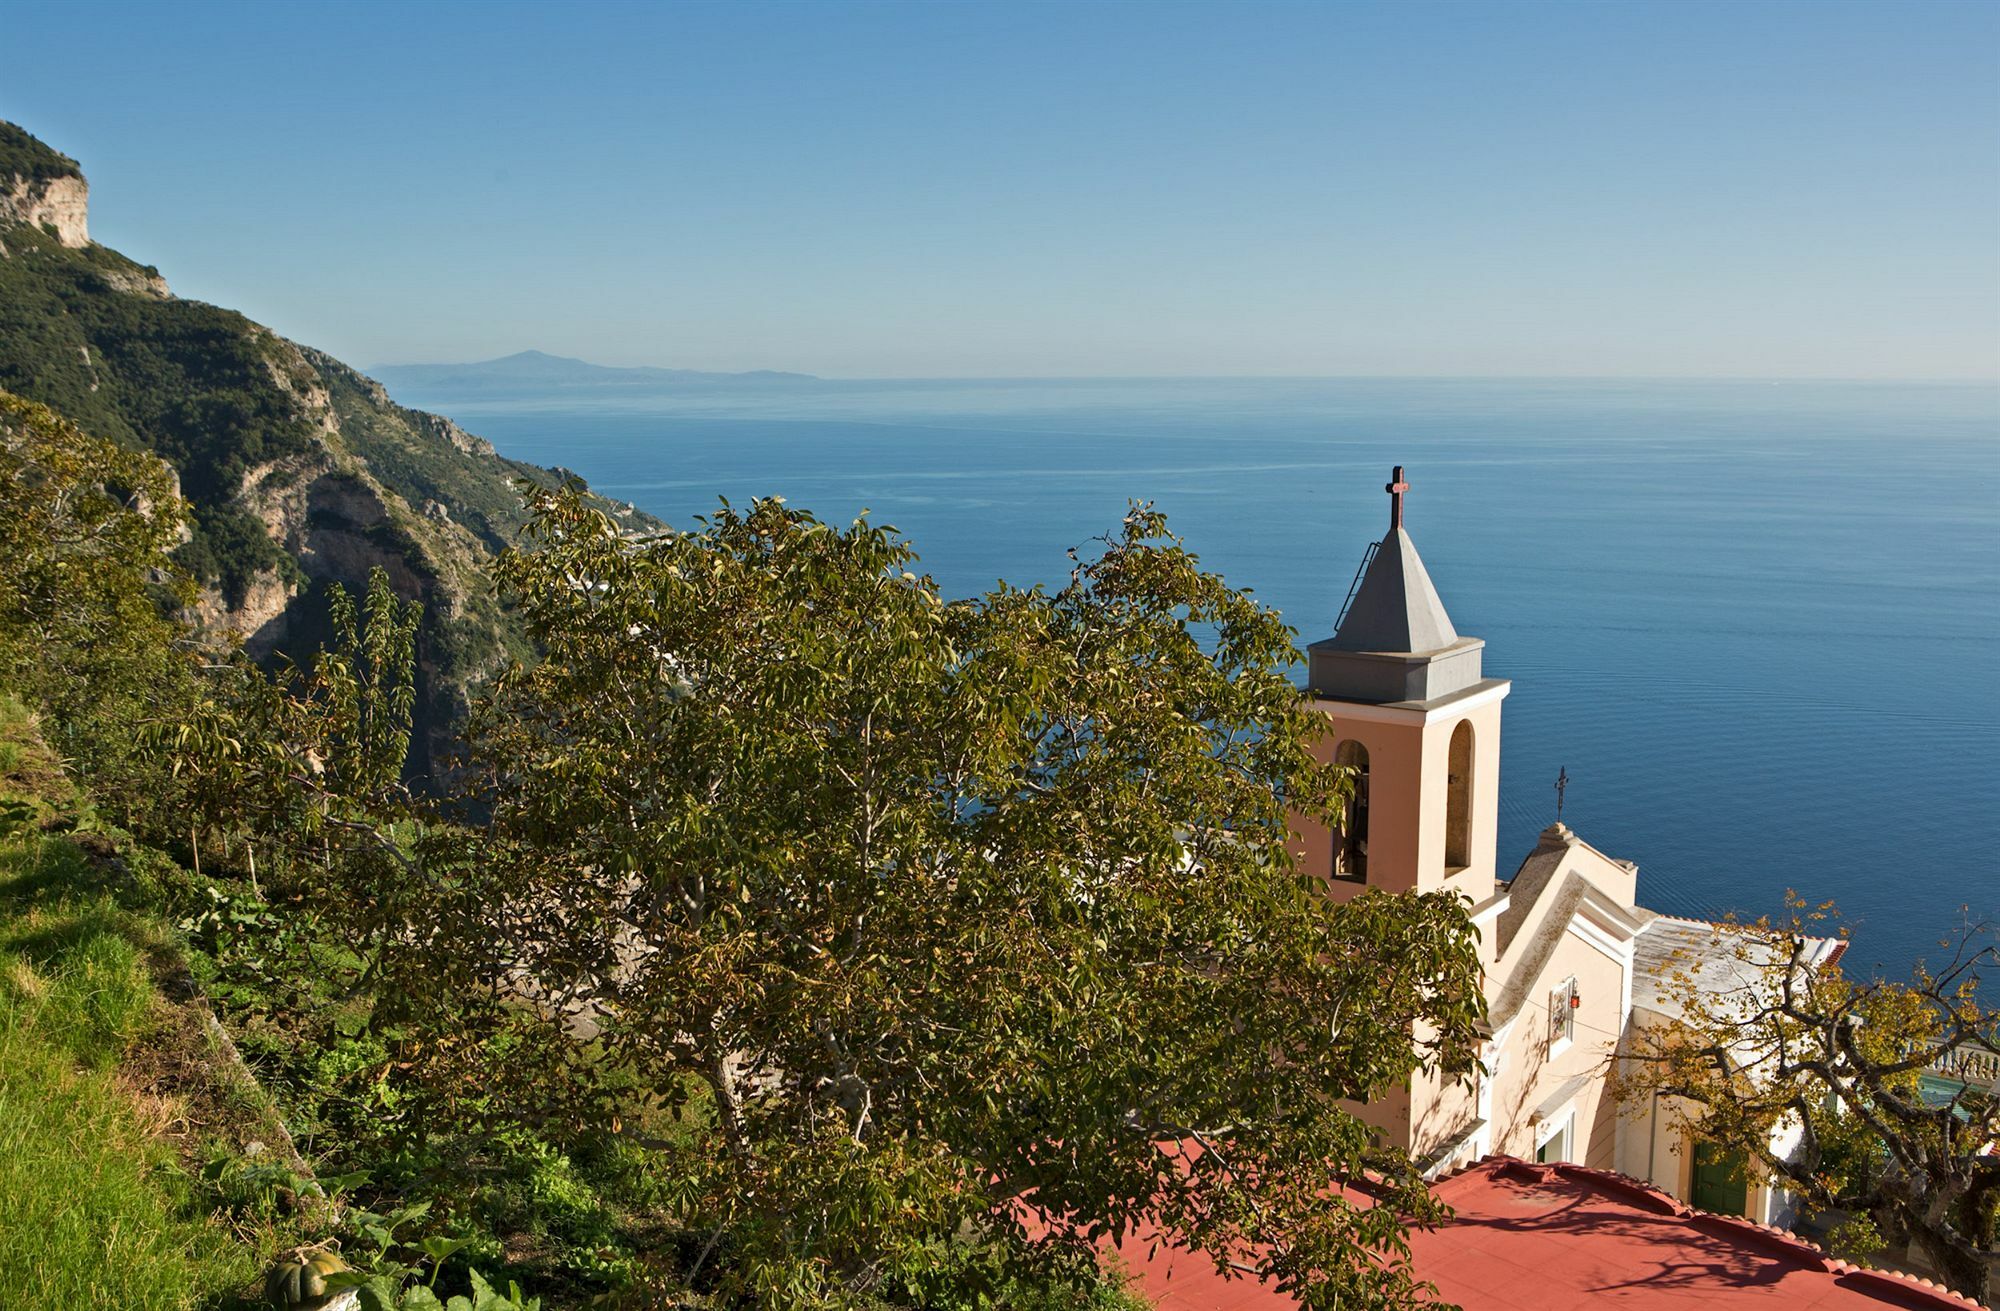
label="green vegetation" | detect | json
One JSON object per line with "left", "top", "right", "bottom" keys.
{"left": 0, "top": 221, "right": 312, "bottom": 598}
{"left": 1619, "top": 898, "right": 1999, "bottom": 1304}
{"left": 0, "top": 392, "right": 199, "bottom": 818}
{"left": 0, "top": 131, "right": 1494, "bottom": 1307}
{"left": 0, "top": 120, "right": 650, "bottom": 779}
{"left": 0, "top": 989, "right": 249, "bottom": 1308}
{"left": 0, "top": 121, "right": 81, "bottom": 184}
{"left": 0, "top": 848, "right": 260, "bottom": 1309}
{"left": 0, "top": 696, "right": 261, "bottom": 1310}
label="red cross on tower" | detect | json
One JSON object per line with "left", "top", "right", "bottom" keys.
{"left": 1386, "top": 465, "right": 1410, "bottom": 532}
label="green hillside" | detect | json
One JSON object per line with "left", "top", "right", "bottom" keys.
{"left": 0, "top": 120, "right": 649, "bottom": 781}
{"left": 0, "top": 120, "right": 80, "bottom": 183}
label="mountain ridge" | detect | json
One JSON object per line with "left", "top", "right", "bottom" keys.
{"left": 369, "top": 349, "right": 817, "bottom": 395}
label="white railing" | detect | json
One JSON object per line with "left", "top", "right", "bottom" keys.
{"left": 1926, "top": 1043, "right": 2000, "bottom": 1094}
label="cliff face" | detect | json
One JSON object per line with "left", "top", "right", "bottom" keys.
{"left": 0, "top": 120, "right": 650, "bottom": 782}
{"left": 0, "top": 123, "right": 87, "bottom": 247}
{"left": 0, "top": 173, "right": 88, "bottom": 247}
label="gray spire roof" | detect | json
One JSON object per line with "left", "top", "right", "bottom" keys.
{"left": 1327, "top": 526, "right": 1460, "bottom": 654}
{"left": 1307, "top": 467, "right": 1495, "bottom": 706}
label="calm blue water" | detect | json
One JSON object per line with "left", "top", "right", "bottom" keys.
{"left": 395, "top": 377, "right": 2000, "bottom": 976}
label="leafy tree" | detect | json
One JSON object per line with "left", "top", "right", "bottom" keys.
{"left": 1619, "top": 900, "right": 1998, "bottom": 1302}
{"left": 0, "top": 389, "right": 188, "bottom": 672}
{"left": 0, "top": 389, "right": 200, "bottom": 816}
{"left": 164, "top": 568, "right": 419, "bottom": 903}
{"left": 393, "top": 488, "right": 1487, "bottom": 1310}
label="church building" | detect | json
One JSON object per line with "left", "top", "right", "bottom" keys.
{"left": 1287, "top": 468, "right": 1838, "bottom": 1224}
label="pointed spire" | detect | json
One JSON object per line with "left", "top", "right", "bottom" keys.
{"left": 1308, "top": 466, "right": 1491, "bottom": 705}
{"left": 1328, "top": 468, "right": 1459, "bottom": 654}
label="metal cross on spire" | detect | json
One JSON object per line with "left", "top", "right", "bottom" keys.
{"left": 1386, "top": 465, "right": 1410, "bottom": 531}
{"left": 1555, "top": 766, "right": 1569, "bottom": 823}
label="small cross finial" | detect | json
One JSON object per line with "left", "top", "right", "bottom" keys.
{"left": 1386, "top": 466, "right": 1410, "bottom": 531}
{"left": 1555, "top": 766, "right": 1569, "bottom": 823}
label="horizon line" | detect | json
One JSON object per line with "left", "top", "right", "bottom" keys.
{"left": 366, "top": 361, "right": 2000, "bottom": 386}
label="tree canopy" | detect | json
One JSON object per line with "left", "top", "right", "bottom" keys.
{"left": 1618, "top": 899, "right": 1998, "bottom": 1302}
{"left": 0, "top": 389, "right": 198, "bottom": 808}
{"left": 0, "top": 415, "right": 1492, "bottom": 1308}
{"left": 379, "top": 488, "right": 1489, "bottom": 1309}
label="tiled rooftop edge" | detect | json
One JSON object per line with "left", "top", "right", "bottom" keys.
{"left": 1431, "top": 1156, "right": 1984, "bottom": 1310}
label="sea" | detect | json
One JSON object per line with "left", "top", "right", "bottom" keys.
{"left": 386, "top": 376, "right": 1999, "bottom": 977}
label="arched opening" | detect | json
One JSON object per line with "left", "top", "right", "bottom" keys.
{"left": 1333, "top": 739, "right": 1369, "bottom": 882}
{"left": 1445, "top": 720, "right": 1474, "bottom": 872}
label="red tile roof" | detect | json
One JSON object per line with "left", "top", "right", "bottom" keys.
{"left": 1115, "top": 1157, "right": 1981, "bottom": 1310}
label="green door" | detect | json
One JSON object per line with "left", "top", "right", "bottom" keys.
{"left": 1690, "top": 1140, "right": 1749, "bottom": 1216}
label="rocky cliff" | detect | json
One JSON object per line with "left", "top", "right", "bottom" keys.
{"left": 0, "top": 123, "right": 88, "bottom": 247}
{"left": 0, "top": 172, "right": 88, "bottom": 247}
{"left": 0, "top": 120, "right": 652, "bottom": 783}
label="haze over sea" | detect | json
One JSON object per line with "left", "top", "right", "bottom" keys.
{"left": 386, "top": 375, "right": 1999, "bottom": 976}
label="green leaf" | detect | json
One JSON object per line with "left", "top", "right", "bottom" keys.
{"left": 418, "top": 1235, "right": 470, "bottom": 1263}
{"left": 354, "top": 1274, "right": 407, "bottom": 1311}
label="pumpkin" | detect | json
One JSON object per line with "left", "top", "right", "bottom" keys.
{"left": 265, "top": 1250, "right": 349, "bottom": 1307}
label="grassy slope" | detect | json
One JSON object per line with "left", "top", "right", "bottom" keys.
{"left": 0, "top": 912, "right": 255, "bottom": 1309}
{"left": 0, "top": 697, "right": 282, "bottom": 1310}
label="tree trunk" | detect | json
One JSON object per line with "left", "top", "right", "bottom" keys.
{"left": 1910, "top": 1221, "right": 1992, "bottom": 1305}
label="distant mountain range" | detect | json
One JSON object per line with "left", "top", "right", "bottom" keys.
{"left": 370, "top": 350, "right": 818, "bottom": 395}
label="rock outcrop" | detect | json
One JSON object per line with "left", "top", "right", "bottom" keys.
{"left": 0, "top": 172, "right": 88, "bottom": 247}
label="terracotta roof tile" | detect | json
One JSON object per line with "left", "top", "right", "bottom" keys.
{"left": 1111, "top": 1156, "right": 1984, "bottom": 1310}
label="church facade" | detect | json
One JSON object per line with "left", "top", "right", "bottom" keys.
{"left": 1288, "top": 469, "right": 1832, "bottom": 1226}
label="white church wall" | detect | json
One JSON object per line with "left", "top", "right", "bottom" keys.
{"left": 1473, "top": 921, "right": 1629, "bottom": 1166}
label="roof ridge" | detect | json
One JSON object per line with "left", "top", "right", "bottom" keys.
{"left": 1644, "top": 911, "right": 1754, "bottom": 931}
{"left": 1637, "top": 913, "right": 1848, "bottom": 959}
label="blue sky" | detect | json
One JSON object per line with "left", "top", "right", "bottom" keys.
{"left": 5, "top": 0, "right": 1996, "bottom": 378}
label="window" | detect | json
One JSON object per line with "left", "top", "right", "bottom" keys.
{"left": 1444, "top": 720, "right": 1474, "bottom": 871}
{"left": 1536, "top": 1113, "right": 1574, "bottom": 1164}
{"left": 1548, "top": 977, "right": 1578, "bottom": 1050}
{"left": 1332, "top": 739, "right": 1369, "bottom": 881}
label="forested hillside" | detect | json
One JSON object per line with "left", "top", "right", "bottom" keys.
{"left": 0, "top": 120, "right": 648, "bottom": 782}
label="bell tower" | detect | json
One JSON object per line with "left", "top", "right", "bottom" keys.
{"left": 1292, "top": 468, "right": 1509, "bottom": 916}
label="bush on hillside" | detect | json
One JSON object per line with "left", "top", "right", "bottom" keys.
{"left": 0, "top": 122, "right": 81, "bottom": 184}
